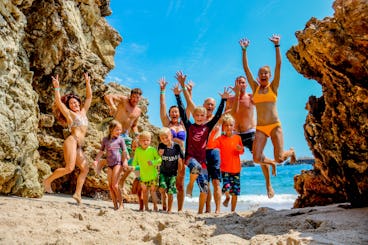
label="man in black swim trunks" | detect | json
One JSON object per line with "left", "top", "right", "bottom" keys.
{"left": 226, "top": 76, "right": 275, "bottom": 198}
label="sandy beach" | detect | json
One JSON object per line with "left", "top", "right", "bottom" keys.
{"left": 0, "top": 195, "right": 367, "bottom": 245}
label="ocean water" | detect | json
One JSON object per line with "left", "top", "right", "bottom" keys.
{"left": 183, "top": 164, "right": 313, "bottom": 211}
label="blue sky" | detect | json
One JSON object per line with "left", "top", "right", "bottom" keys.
{"left": 105, "top": 0, "right": 334, "bottom": 159}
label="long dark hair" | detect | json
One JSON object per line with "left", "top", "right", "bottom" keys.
{"left": 52, "top": 93, "right": 82, "bottom": 127}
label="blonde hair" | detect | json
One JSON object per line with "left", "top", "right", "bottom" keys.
{"left": 139, "top": 131, "right": 151, "bottom": 139}
{"left": 222, "top": 114, "right": 235, "bottom": 125}
{"left": 193, "top": 106, "right": 207, "bottom": 115}
{"left": 107, "top": 120, "right": 122, "bottom": 139}
{"left": 158, "top": 127, "right": 171, "bottom": 137}
{"left": 258, "top": 66, "right": 271, "bottom": 76}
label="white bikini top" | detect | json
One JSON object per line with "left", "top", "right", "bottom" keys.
{"left": 70, "top": 114, "right": 89, "bottom": 128}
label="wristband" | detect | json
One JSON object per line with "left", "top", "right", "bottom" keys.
{"left": 160, "top": 90, "right": 165, "bottom": 94}
{"left": 182, "top": 86, "right": 186, "bottom": 91}
{"left": 241, "top": 46, "right": 247, "bottom": 51}
{"left": 54, "top": 87, "right": 60, "bottom": 91}
{"left": 275, "top": 45, "right": 280, "bottom": 47}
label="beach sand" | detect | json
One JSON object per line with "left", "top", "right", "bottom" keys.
{"left": 0, "top": 194, "right": 367, "bottom": 244}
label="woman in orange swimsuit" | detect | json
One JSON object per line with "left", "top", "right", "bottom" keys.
{"left": 239, "top": 34, "right": 296, "bottom": 177}
{"left": 43, "top": 73, "right": 92, "bottom": 204}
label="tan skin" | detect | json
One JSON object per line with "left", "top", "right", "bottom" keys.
{"left": 103, "top": 91, "right": 142, "bottom": 186}
{"left": 173, "top": 73, "right": 231, "bottom": 214}
{"left": 94, "top": 124, "right": 128, "bottom": 210}
{"left": 175, "top": 71, "right": 227, "bottom": 214}
{"left": 227, "top": 77, "right": 274, "bottom": 198}
{"left": 137, "top": 135, "right": 159, "bottom": 212}
{"left": 43, "top": 73, "right": 92, "bottom": 204}
{"left": 218, "top": 119, "right": 244, "bottom": 212}
{"left": 159, "top": 77, "right": 187, "bottom": 211}
{"left": 158, "top": 130, "right": 184, "bottom": 213}
{"left": 240, "top": 35, "right": 296, "bottom": 175}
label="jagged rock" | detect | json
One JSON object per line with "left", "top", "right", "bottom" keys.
{"left": 0, "top": 0, "right": 158, "bottom": 199}
{"left": 287, "top": 0, "right": 368, "bottom": 208}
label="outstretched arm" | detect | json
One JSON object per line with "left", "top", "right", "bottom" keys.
{"left": 239, "top": 38, "right": 258, "bottom": 93}
{"left": 104, "top": 93, "right": 126, "bottom": 116}
{"left": 229, "top": 82, "right": 241, "bottom": 116}
{"left": 82, "top": 73, "right": 92, "bottom": 112}
{"left": 159, "top": 77, "right": 170, "bottom": 126}
{"left": 269, "top": 34, "right": 282, "bottom": 94}
{"left": 207, "top": 87, "right": 231, "bottom": 129}
{"left": 175, "top": 71, "right": 196, "bottom": 114}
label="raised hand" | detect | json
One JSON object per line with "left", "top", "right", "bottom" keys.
{"left": 172, "top": 83, "right": 182, "bottom": 95}
{"left": 186, "top": 80, "right": 195, "bottom": 95}
{"left": 175, "top": 71, "right": 187, "bottom": 87}
{"left": 52, "top": 74, "right": 59, "bottom": 88}
{"left": 158, "top": 77, "right": 168, "bottom": 91}
{"left": 269, "top": 34, "right": 281, "bottom": 45}
{"left": 219, "top": 86, "right": 232, "bottom": 100}
{"left": 239, "top": 38, "right": 250, "bottom": 49}
{"left": 84, "top": 73, "right": 90, "bottom": 84}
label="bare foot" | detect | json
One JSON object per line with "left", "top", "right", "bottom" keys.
{"left": 43, "top": 180, "right": 54, "bottom": 194}
{"left": 290, "top": 148, "right": 297, "bottom": 164}
{"left": 267, "top": 186, "right": 275, "bottom": 199}
{"left": 223, "top": 198, "right": 230, "bottom": 207}
{"left": 72, "top": 194, "right": 82, "bottom": 205}
{"left": 186, "top": 184, "right": 193, "bottom": 197}
{"left": 162, "top": 205, "right": 167, "bottom": 211}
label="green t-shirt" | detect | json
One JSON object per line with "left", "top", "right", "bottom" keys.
{"left": 132, "top": 146, "right": 162, "bottom": 182}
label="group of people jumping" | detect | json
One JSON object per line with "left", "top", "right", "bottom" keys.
{"left": 43, "top": 35, "right": 296, "bottom": 214}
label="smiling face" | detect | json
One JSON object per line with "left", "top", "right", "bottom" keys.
{"left": 68, "top": 98, "right": 81, "bottom": 112}
{"left": 169, "top": 106, "right": 180, "bottom": 123}
{"left": 203, "top": 98, "right": 216, "bottom": 116}
{"left": 193, "top": 107, "right": 207, "bottom": 125}
{"left": 129, "top": 93, "right": 141, "bottom": 107}
{"left": 111, "top": 124, "right": 122, "bottom": 138}
{"left": 159, "top": 130, "right": 172, "bottom": 146}
{"left": 258, "top": 66, "right": 271, "bottom": 86}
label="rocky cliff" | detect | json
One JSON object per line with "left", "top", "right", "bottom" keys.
{"left": 0, "top": 0, "right": 158, "bottom": 199}
{"left": 287, "top": 0, "right": 368, "bottom": 208}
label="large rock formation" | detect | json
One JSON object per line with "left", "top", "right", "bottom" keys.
{"left": 287, "top": 0, "right": 368, "bottom": 208}
{"left": 0, "top": 0, "right": 158, "bottom": 199}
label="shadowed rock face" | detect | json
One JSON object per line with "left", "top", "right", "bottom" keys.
{"left": 0, "top": 0, "right": 158, "bottom": 198}
{"left": 287, "top": 0, "right": 368, "bottom": 208}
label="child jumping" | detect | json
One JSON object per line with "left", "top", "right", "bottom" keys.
{"left": 210, "top": 114, "right": 244, "bottom": 212}
{"left": 94, "top": 120, "right": 128, "bottom": 210}
{"left": 174, "top": 71, "right": 230, "bottom": 214}
{"left": 158, "top": 127, "right": 184, "bottom": 213}
{"left": 132, "top": 131, "right": 162, "bottom": 211}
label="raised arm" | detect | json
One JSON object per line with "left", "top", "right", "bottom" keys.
{"left": 239, "top": 38, "right": 258, "bottom": 93}
{"left": 52, "top": 75, "right": 71, "bottom": 124}
{"left": 159, "top": 77, "right": 170, "bottom": 126}
{"left": 229, "top": 82, "right": 241, "bottom": 116}
{"left": 82, "top": 73, "right": 92, "bottom": 112}
{"left": 269, "top": 34, "right": 282, "bottom": 94}
{"left": 104, "top": 93, "right": 126, "bottom": 116}
{"left": 207, "top": 87, "right": 231, "bottom": 129}
{"left": 173, "top": 84, "right": 190, "bottom": 129}
{"left": 175, "top": 71, "right": 196, "bottom": 114}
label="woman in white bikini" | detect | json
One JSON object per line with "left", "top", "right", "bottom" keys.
{"left": 43, "top": 73, "right": 92, "bottom": 204}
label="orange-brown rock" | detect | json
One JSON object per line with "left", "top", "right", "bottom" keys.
{"left": 288, "top": 0, "right": 368, "bottom": 208}
{"left": 0, "top": 0, "right": 158, "bottom": 199}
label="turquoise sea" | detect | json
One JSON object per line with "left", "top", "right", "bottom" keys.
{"left": 182, "top": 164, "right": 313, "bottom": 212}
